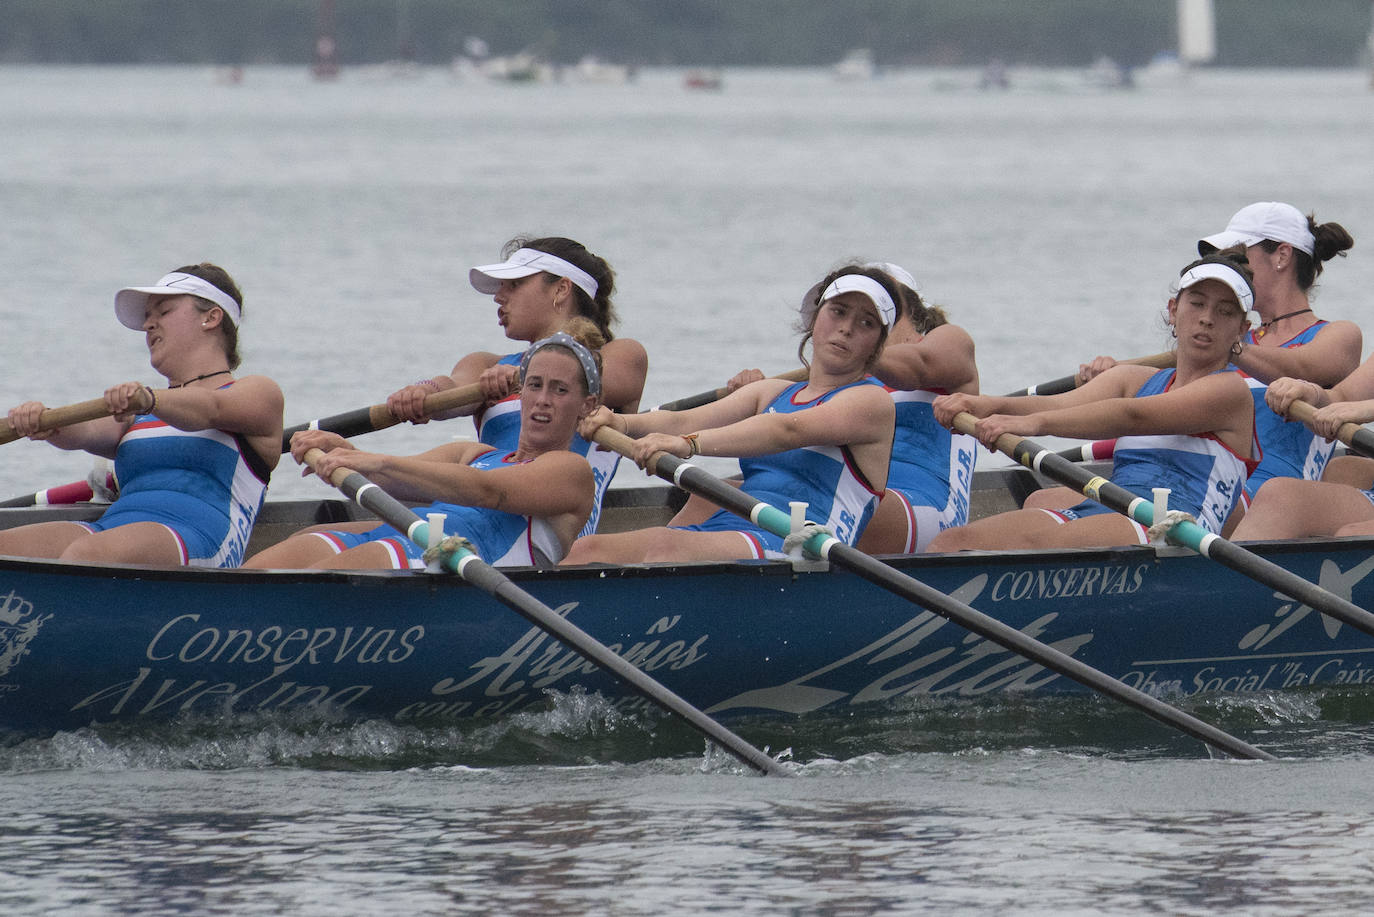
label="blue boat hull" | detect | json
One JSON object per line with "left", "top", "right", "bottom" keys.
{"left": 2, "top": 521, "right": 1372, "bottom": 737}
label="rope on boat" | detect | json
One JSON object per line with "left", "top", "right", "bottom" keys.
{"left": 783, "top": 520, "right": 832, "bottom": 571}
{"left": 1146, "top": 509, "right": 1197, "bottom": 544}
{"left": 422, "top": 533, "right": 478, "bottom": 569}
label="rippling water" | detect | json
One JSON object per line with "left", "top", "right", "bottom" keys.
{"left": 3, "top": 63, "right": 1374, "bottom": 914}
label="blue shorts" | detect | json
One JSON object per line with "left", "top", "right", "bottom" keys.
{"left": 1040, "top": 501, "right": 1148, "bottom": 545}
{"left": 672, "top": 509, "right": 782, "bottom": 559}
{"left": 310, "top": 525, "right": 425, "bottom": 569}
{"left": 84, "top": 493, "right": 237, "bottom": 567}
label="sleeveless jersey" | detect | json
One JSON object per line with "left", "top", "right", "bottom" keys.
{"left": 97, "top": 383, "right": 271, "bottom": 567}
{"left": 1240, "top": 320, "right": 1336, "bottom": 498}
{"left": 1108, "top": 369, "right": 1259, "bottom": 534}
{"left": 735, "top": 377, "right": 887, "bottom": 546}
{"left": 474, "top": 350, "right": 617, "bottom": 538}
{"left": 321, "top": 448, "right": 565, "bottom": 568}
{"left": 886, "top": 387, "right": 977, "bottom": 534}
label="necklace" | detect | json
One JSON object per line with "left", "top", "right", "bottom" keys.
{"left": 170, "top": 370, "right": 231, "bottom": 389}
{"left": 1254, "top": 308, "right": 1313, "bottom": 341}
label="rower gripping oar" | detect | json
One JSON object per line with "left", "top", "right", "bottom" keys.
{"left": 654, "top": 368, "right": 809, "bottom": 412}
{"left": 592, "top": 426, "right": 1274, "bottom": 761}
{"left": 281, "top": 383, "right": 484, "bottom": 452}
{"left": 0, "top": 389, "right": 159, "bottom": 446}
{"left": 1004, "top": 352, "right": 1176, "bottom": 397}
{"left": 951, "top": 411, "right": 1374, "bottom": 641}
{"left": 299, "top": 447, "right": 786, "bottom": 777}
{"left": 1287, "top": 400, "right": 1374, "bottom": 460}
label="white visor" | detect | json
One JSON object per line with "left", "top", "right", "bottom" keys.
{"left": 115, "top": 272, "right": 241, "bottom": 330}
{"left": 1177, "top": 262, "right": 1255, "bottom": 311}
{"left": 813, "top": 275, "right": 896, "bottom": 328}
{"left": 801, "top": 262, "right": 914, "bottom": 322}
{"left": 469, "top": 247, "right": 599, "bottom": 300}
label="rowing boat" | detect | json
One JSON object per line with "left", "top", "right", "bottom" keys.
{"left": 1, "top": 463, "right": 1371, "bottom": 738}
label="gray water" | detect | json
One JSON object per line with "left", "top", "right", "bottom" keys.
{"left": 3, "top": 63, "right": 1374, "bottom": 914}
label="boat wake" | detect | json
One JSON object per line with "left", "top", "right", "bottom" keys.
{"left": 1, "top": 685, "right": 1370, "bottom": 774}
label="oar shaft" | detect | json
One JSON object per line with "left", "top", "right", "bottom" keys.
{"left": 282, "top": 383, "right": 484, "bottom": 451}
{"left": 594, "top": 427, "right": 1273, "bottom": 761}
{"left": 655, "top": 368, "right": 808, "bottom": 412}
{"left": 300, "top": 448, "right": 785, "bottom": 776}
{"left": 1004, "top": 352, "right": 1176, "bottom": 397}
{"left": 1287, "top": 400, "right": 1374, "bottom": 460}
{"left": 953, "top": 412, "right": 1374, "bottom": 640}
{"left": 0, "top": 389, "right": 158, "bottom": 446}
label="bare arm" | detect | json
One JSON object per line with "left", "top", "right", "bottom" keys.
{"left": 971, "top": 371, "right": 1253, "bottom": 451}
{"left": 150, "top": 375, "right": 285, "bottom": 470}
{"left": 599, "top": 337, "right": 649, "bottom": 413}
{"left": 1233, "top": 320, "right": 1362, "bottom": 386}
{"left": 691, "top": 383, "right": 893, "bottom": 456}
{"left": 934, "top": 364, "right": 1152, "bottom": 427}
{"left": 313, "top": 443, "right": 593, "bottom": 516}
{"left": 584, "top": 377, "right": 789, "bottom": 442}
{"left": 872, "top": 323, "right": 978, "bottom": 393}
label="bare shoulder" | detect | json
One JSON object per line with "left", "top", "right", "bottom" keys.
{"left": 228, "top": 374, "right": 283, "bottom": 400}
{"left": 451, "top": 350, "right": 502, "bottom": 378}
{"left": 603, "top": 336, "right": 648, "bottom": 364}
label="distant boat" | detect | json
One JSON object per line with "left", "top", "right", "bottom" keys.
{"left": 311, "top": 0, "right": 340, "bottom": 81}
{"left": 1139, "top": 0, "right": 1215, "bottom": 85}
{"left": 1083, "top": 55, "right": 1134, "bottom": 90}
{"left": 1176, "top": 0, "right": 1217, "bottom": 66}
{"left": 683, "top": 68, "right": 723, "bottom": 92}
{"left": 563, "top": 56, "right": 633, "bottom": 85}
{"left": 833, "top": 48, "right": 876, "bottom": 81}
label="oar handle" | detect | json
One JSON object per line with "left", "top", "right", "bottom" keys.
{"left": 0, "top": 388, "right": 158, "bottom": 446}
{"left": 654, "top": 367, "right": 808, "bottom": 412}
{"left": 1287, "top": 400, "right": 1374, "bottom": 460}
{"left": 281, "top": 382, "right": 485, "bottom": 451}
{"left": 1004, "top": 351, "right": 1177, "bottom": 397}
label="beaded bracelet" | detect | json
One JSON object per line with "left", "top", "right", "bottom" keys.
{"left": 414, "top": 379, "right": 441, "bottom": 392}
{"left": 142, "top": 385, "right": 158, "bottom": 415}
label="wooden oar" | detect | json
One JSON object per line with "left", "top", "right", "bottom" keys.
{"left": 654, "top": 368, "right": 809, "bottom": 412}
{"left": 299, "top": 446, "right": 786, "bottom": 777}
{"left": 1287, "top": 400, "right": 1374, "bottom": 460}
{"left": 0, "top": 389, "right": 159, "bottom": 446}
{"left": 951, "top": 412, "right": 1374, "bottom": 640}
{"left": 1004, "top": 352, "right": 1176, "bottom": 397}
{"left": 281, "top": 383, "right": 484, "bottom": 452}
{"left": 591, "top": 427, "right": 1274, "bottom": 761}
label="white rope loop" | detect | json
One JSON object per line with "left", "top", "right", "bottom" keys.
{"left": 1147, "top": 509, "right": 1196, "bottom": 544}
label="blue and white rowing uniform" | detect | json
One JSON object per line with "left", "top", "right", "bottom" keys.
{"left": 885, "top": 386, "right": 978, "bottom": 552}
{"left": 310, "top": 448, "right": 565, "bottom": 569}
{"left": 675, "top": 378, "right": 887, "bottom": 559}
{"left": 1048, "top": 369, "right": 1259, "bottom": 539}
{"left": 475, "top": 350, "right": 617, "bottom": 538}
{"left": 1240, "top": 320, "right": 1335, "bottom": 500}
{"left": 82, "top": 383, "right": 271, "bottom": 567}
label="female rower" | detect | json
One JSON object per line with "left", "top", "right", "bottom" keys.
{"left": 384, "top": 236, "right": 647, "bottom": 535}
{"left": 1230, "top": 355, "right": 1374, "bottom": 540}
{"left": 0, "top": 263, "right": 283, "bottom": 566}
{"left": 244, "top": 321, "right": 604, "bottom": 570}
{"left": 560, "top": 265, "right": 896, "bottom": 564}
{"left": 666, "top": 262, "right": 978, "bottom": 554}
{"left": 1069, "top": 202, "right": 1358, "bottom": 502}
{"left": 925, "top": 250, "right": 1258, "bottom": 552}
